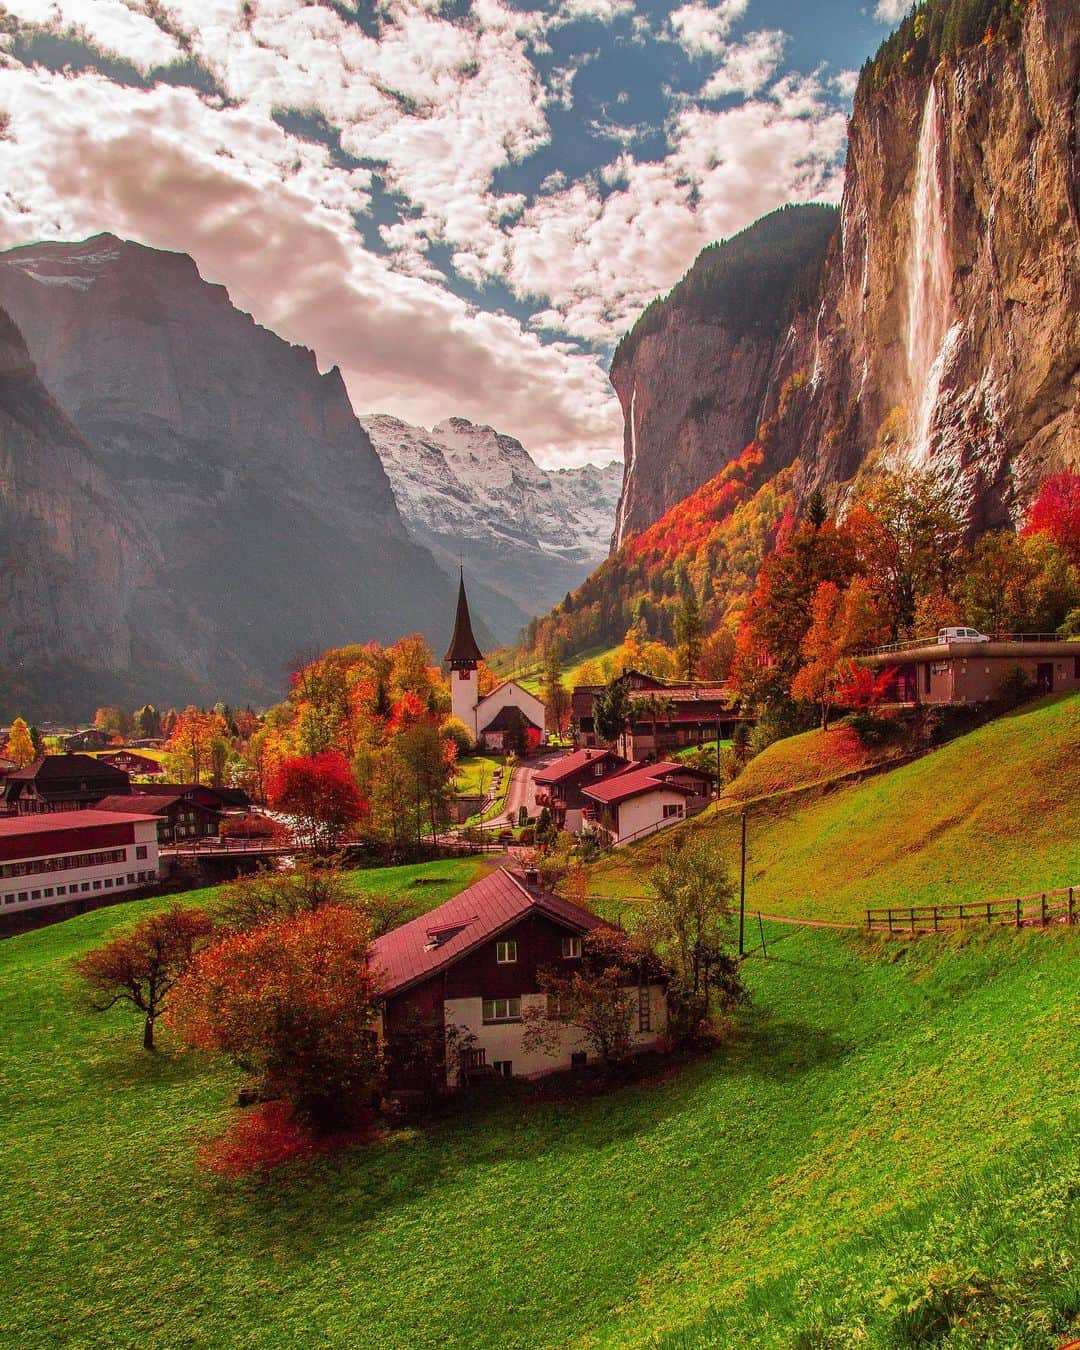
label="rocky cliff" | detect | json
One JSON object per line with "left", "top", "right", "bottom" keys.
{"left": 610, "top": 0, "right": 1079, "bottom": 544}
{"left": 0, "top": 236, "right": 466, "bottom": 715}
{"left": 363, "top": 413, "right": 622, "bottom": 640}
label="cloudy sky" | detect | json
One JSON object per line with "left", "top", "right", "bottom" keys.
{"left": 0, "top": 0, "right": 902, "bottom": 466}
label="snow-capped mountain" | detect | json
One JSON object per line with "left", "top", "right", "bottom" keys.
{"left": 362, "top": 414, "right": 622, "bottom": 643}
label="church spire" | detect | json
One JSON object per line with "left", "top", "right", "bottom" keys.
{"left": 445, "top": 567, "right": 484, "bottom": 668}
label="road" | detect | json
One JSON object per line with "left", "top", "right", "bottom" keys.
{"left": 503, "top": 749, "right": 561, "bottom": 824}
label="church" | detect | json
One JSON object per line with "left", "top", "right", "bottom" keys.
{"left": 445, "top": 571, "right": 547, "bottom": 751}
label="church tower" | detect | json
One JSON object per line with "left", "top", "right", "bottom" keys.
{"left": 445, "top": 568, "right": 484, "bottom": 737}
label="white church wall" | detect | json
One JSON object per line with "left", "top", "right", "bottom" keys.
{"left": 476, "top": 681, "right": 547, "bottom": 742}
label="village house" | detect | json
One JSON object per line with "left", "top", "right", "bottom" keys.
{"left": 129, "top": 782, "right": 251, "bottom": 814}
{"left": 533, "top": 747, "right": 630, "bottom": 832}
{"left": 0, "top": 809, "right": 160, "bottom": 921}
{"left": 97, "top": 749, "right": 165, "bottom": 778}
{"left": 64, "top": 728, "right": 114, "bottom": 752}
{"left": 580, "top": 760, "right": 713, "bottom": 846}
{"left": 373, "top": 866, "right": 667, "bottom": 1090}
{"left": 1, "top": 754, "right": 132, "bottom": 816}
{"left": 860, "top": 636, "right": 1080, "bottom": 704}
{"left": 572, "top": 670, "right": 749, "bottom": 758}
{"left": 446, "top": 570, "right": 546, "bottom": 749}
{"left": 95, "top": 793, "right": 221, "bottom": 845}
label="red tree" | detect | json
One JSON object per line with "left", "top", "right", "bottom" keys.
{"left": 1023, "top": 472, "right": 1080, "bottom": 567}
{"left": 268, "top": 752, "right": 367, "bottom": 852}
{"left": 169, "top": 906, "right": 381, "bottom": 1131}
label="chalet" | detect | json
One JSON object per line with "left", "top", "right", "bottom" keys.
{"left": 446, "top": 570, "right": 546, "bottom": 750}
{"left": 580, "top": 760, "right": 713, "bottom": 846}
{"left": 95, "top": 793, "right": 221, "bottom": 845}
{"left": 533, "top": 747, "right": 630, "bottom": 832}
{"left": 64, "top": 728, "right": 114, "bottom": 752}
{"left": 0, "top": 810, "right": 159, "bottom": 918}
{"left": 130, "top": 782, "right": 251, "bottom": 814}
{"left": 860, "top": 636, "right": 1080, "bottom": 705}
{"left": 98, "top": 749, "right": 165, "bottom": 778}
{"left": 374, "top": 867, "right": 667, "bottom": 1089}
{"left": 572, "top": 671, "right": 749, "bottom": 757}
{"left": 1, "top": 755, "right": 132, "bottom": 816}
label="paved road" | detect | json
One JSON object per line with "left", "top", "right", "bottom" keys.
{"left": 503, "top": 750, "right": 561, "bottom": 824}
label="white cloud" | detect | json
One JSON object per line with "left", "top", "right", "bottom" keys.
{"left": 701, "top": 29, "right": 786, "bottom": 98}
{"left": 874, "top": 0, "right": 911, "bottom": 22}
{"left": 0, "top": 0, "right": 184, "bottom": 69}
{"left": 668, "top": 0, "right": 749, "bottom": 56}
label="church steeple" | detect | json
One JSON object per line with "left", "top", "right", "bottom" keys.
{"left": 445, "top": 568, "right": 484, "bottom": 669}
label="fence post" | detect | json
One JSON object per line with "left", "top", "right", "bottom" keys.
{"left": 888, "top": 910, "right": 894, "bottom": 934}
{"left": 986, "top": 901, "right": 991, "bottom": 925}
{"left": 1015, "top": 898, "right": 1021, "bottom": 929}
{"left": 959, "top": 903, "right": 964, "bottom": 925}
{"left": 909, "top": 906, "right": 915, "bottom": 934}
{"left": 866, "top": 909, "right": 872, "bottom": 931}
{"left": 1041, "top": 893, "right": 1047, "bottom": 928}
{"left": 1069, "top": 888, "right": 1075, "bottom": 926}
{"left": 933, "top": 906, "right": 939, "bottom": 933}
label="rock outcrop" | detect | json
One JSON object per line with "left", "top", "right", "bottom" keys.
{"left": 0, "top": 235, "right": 465, "bottom": 716}
{"left": 610, "top": 0, "right": 1079, "bottom": 545}
{"left": 363, "top": 413, "right": 622, "bottom": 641}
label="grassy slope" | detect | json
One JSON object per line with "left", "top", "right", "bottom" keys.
{"left": 586, "top": 693, "right": 1080, "bottom": 922}
{"left": 454, "top": 753, "right": 501, "bottom": 796}
{"left": 513, "top": 645, "right": 621, "bottom": 695}
{"left": 719, "top": 722, "right": 906, "bottom": 802}
{"left": 0, "top": 907, "right": 1077, "bottom": 1348}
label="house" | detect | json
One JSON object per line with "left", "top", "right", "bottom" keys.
{"left": 860, "top": 637, "right": 1080, "bottom": 705}
{"left": 130, "top": 782, "right": 251, "bottom": 814}
{"left": 98, "top": 749, "right": 165, "bottom": 778}
{"left": 580, "top": 760, "right": 713, "bottom": 846}
{"left": 1, "top": 755, "right": 132, "bottom": 815}
{"left": 95, "top": 793, "right": 221, "bottom": 845}
{"left": 533, "top": 747, "right": 630, "bottom": 832}
{"left": 0, "top": 810, "right": 160, "bottom": 917}
{"left": 572, "top": 671, "right": 749, "bottom": 756}
{"left": 446, "top": 570, "right": 546, "bottom": 750}
{"left": 64, "top": 728, "right": 114, "bottom": 752}
{"left": 373, "top": 866, "right": 667, "bottom": 1089}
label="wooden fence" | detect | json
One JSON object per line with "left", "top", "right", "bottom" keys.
{"left": 866, "top": 885, "right": 1077, "bottom": 934}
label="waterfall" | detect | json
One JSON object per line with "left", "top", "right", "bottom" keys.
{"left": 905, "top": 82, "right": 953, "bottom": 464}
{"left": 614, "top": 382, "right": 637, "bottom": 550}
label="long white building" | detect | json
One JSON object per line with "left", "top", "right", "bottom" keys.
{"left": 0, "top": 810, "right": 160, "bottom": 915}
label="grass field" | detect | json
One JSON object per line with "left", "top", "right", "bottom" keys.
{"left": 513, "top": 645, "right": 621, "bottom": 695}
{"left": 1, "top": 898, "right": 1077, "bottom": 1347}
{"left": 454, "top": 754, "right": 502, "bottom": 796}
{"left": 585, "top": 693, "right": 1080, "bottom": 923}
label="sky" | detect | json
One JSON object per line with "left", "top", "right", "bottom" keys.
{"left": 0, "top": 0, "right": 906, "bottom": 467}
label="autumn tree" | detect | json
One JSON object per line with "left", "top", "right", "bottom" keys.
{"left": 698, "top": 626, "right": 737, "bottom": 683}
{"left": 643, "top": 836, "right": 746, "bottom": 1036}
{"left": 164, "top": 707, "right": 229, "bottom": 784}
{"left": 540, "top": 645, "right": 571, "bottom": 737}
{"left": 395, "top": 722, "right": 457, "bottom": 843}
{"left": 791, "top": 578, "right": 887, "bottom": 730}
{"left": 134, "top": 704, "right": 161, "bottom": 739}
{"left": 522, "top": 927, "right": 667, "bottom": 1070}
{"left": 268, "top": 752, "right": 368, "bottom": 853}
{"left": 674, "top": 569, "right": 704, "bottom": 680}
{"left": 592, "top": 677, "right": 638, "bottom": 747}
{"left": 215, "top": 859, "right": 354, "bottom": 932}
{"left": 94, "top": 706, "right": 134, "bottom": 739}
{"left": 170, "top": 906, "right": 381, "bottom": 1131}
{"left": 76, "top": 905, "right": 214, "bottom": 1050}
{"left": 1023, "top": 471, "right": 1080, "bottom": 567}
{"left": 959, "top": 531, "right": 1078, "bottom": 636}
{"left": 5, "top": 717, "right": 35, "bottom": 768}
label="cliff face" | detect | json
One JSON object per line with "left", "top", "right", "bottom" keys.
{"left": 363, "top": 413, "right": 622, "bottom": 640}
{"left": 611, "top": 0, "right": 1079, "bottom": 544}
{"left": 0, "top": 236, "right": 463, "bottom": 715}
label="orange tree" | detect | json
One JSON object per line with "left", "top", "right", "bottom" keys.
{"left": 76, "top": 905, "right": 215, "bottom": 1050}
{"left": 169, "top": 905, "right": 382, "bottom": 1131}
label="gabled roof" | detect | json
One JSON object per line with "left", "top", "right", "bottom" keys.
{"left": 0, "top": 809, "right": 160, "bottom": 838}
{"left": 95, "top": 794, "right": 195, "bottom": 815}
{"left": 444, "top": 569, "right": 484, "bottom": 665}
{"left": 4, "top": 754, "right": 130, "bottom": 785}
{"left": 483, "top": 704, "right": 542, "bottom": 732}
{"left": 581, "top": 760, "right": 710, "bottom": 805}
{"left": 534, "top": 747, "right": 623, "bottom": 786}
{"left": 372, "top": 867, "right": 606, "bottom": 999}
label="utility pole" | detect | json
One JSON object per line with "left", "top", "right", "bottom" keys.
{"left": 739, "top": 810, "right": 747, "bottom": 957}
{"left": 715, "top": 717, "right": 722, "bottom": 796}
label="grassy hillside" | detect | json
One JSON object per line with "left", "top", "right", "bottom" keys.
{"left": 586, "top": 693, "right": 1080, "bottom": 922}
{"left": 0, "top": 897, "right": 1076, "bottom": 1347}
{"left": 719, "top": 722, "right": 907, "bottom": 803}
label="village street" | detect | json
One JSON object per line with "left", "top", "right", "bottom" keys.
{"left": 504, "top": 749, "right": 561, "bottom": 822}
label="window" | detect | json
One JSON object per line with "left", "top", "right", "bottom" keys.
{"left": 491, "top": 1060, "right": 513, "bottom": 1078}
{"left": 638, "top": 985, "right": 651, "bottom": 1033}
{"left": 93, "top": 880, "right": 102, "bottom": 891}
{"left": 662, "top": 803, "right": 681, "bottom": 818}
{"left": 561, "top": 936, "right": 582, "bottom": 959}
{"left": 81, "top": 882, "right": 90, "bottom": 893}
{"left": 18, "top": 892, "right": 28, "bottom": 903}
{"left": 43, "top": 888, "right": 53, "bottom": 899}
{"left": 592, "top": 761, "right": 605, "bottom": 776}
{"left": 135, "top": 845, "right": 148, "bottom": 860}
{"left": 56, "top": 886, "right": 66, "bottom": 896}
{"left": 31, "top": 890, "right": 41, "bottom": 900}
{"left": 104, "top": 878, "right": 113, "bottom": 888}
{"left": 482, "top": 997, "right": 521, "bottom": 1023}
{"left": 495, "top": 940, "right": 518, "bottom": 964}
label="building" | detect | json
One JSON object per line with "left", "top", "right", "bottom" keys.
{"left": 0, "top": 810, "right": 160, "bottom": 917}
{"left": 580, "top": 760, "right": 713, "bottom": 846}
{"left": 98, "top": 749, "right": 165, "bottom": 778}
{"left": 95, "top": 793, "right": 221, "bottom": 845}
{"left": 446, "top": 569, "right": 546, "bottom": 749}
{"left": 1, "top": 754, "right": 132, "bottom": 816}
{"left": 374, "top": 866, "right": 667, "bottom": 1089}
{"left": 860, "top": 637, "right": 1080, "bottom": 705}
{"left": 130, "top": 782, "right": 251, "bottom": 813}
{"left": 533, "top": 747, "right": 631, "bottom": 833}
{"left": 572, "top": 670, "right": 748, "bottom": 757}
{"left": 64, "top": 728, "right": 114, "bottom": 752}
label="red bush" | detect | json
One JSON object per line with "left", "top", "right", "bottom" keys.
{"left": 198, "top": 1100, "right": 378, "bottom": 1176}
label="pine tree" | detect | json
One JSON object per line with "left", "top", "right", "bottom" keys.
{"left": 674, "top": 571, "right": 704, "bottom": 681}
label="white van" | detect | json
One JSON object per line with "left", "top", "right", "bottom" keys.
{"left": 938, "top": 626, "right": 989, "bottom": 643}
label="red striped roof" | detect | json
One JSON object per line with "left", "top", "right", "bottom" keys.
{"left": 533, "top": 747, "right": 623, "bottom": 785}
{"left": 581, "top": 761, "right": 708, "bottom": 805}
{"left": 371, "top": 867, "right": 606, "bottom": 999}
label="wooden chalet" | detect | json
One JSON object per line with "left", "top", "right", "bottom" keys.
{"left": 373, "top": 867, "right": 668, "bottom": 1090}
{"left": 1, "top": 755, "right": 132, "bottom": 816}
{"left": 98, "top": 749, "right": 165, "bottom": 778}
{"left": 95, "top": 793, "right": 221, "bottom": 845}
{"left": 580, "top": 760, "right": 713, "bottom": 846}
{"left": 572, "top": 670, "right": 750, "bottom": 757}
{"left": 533, "top": 747, "right": 630, "bottom": 832}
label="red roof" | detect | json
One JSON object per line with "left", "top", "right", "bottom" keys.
{"left": 95, "top": 794, "right": 190, "bottom": 814}
{"left": 0, "top": 809, "right": 160, "bottom": 836}
{"left": 0, "top": 810, "right": 161, "bottom": 863}
{"left": 371, "top": 867, "right": 606, "bottom": 999}
{"left": 581, "top": 761, "right": 709, "bottom": 805}
{"left": 533, "top": 747, "right": 622, "bottom": 786}
{"left": 630, "top": 686, "right": 733, "bottom": 704}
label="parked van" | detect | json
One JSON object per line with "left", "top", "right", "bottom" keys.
{"left": 938, "top": 626, "right": 989, "bottom": 643}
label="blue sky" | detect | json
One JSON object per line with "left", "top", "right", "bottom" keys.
{"left": 0, "top": 0, "right": 904, "bottom": 465}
